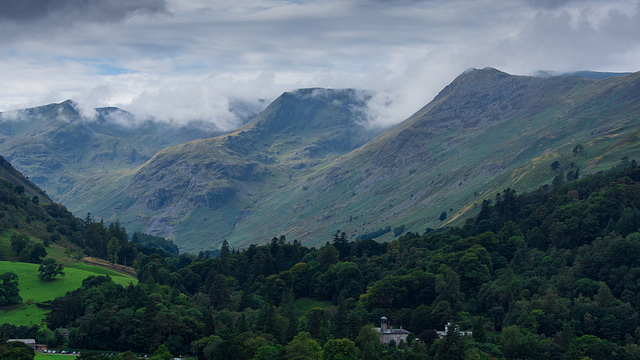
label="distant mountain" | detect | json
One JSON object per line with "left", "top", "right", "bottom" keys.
{"left": 4, "top": 68, "right": 640, "bottom": 253}
{"left": 89, "top": 88, "right": 385, "bottom": 251}
{"left": 0, "top": 100, "right": 258, "bottom": 217}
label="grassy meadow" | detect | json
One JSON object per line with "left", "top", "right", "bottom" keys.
{"left": 34, "top": 353, "right": 79, "bottom": 360}
{"left": 294, "top": 297, "right": 332, "bottom": 314}
{"left": 0, "top": 260, "right": 137, "bottom": 326}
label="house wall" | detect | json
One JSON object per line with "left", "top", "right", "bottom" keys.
{"left": 381, "top": 333, "right": 408, "bottom": 345}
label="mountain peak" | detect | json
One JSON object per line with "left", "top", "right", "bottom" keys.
{"left": 456, "top": 67, "right": 511, "bottom": 82}
{"left": 245, "top": 87, "right": 372, "bottom": 134}
{"left": 463, "top": 66, "right": 506, "bottom": 74}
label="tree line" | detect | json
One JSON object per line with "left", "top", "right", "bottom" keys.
{"left": 6, "top": 162, "right": 640, "bottom": 359}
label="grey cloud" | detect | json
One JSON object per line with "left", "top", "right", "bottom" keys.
{"left": 499, "top": 1, "right": 640, "bottom": 72}
{"left": 1, "top": 0, "right": 639, "bottom": 130}
{"left": 519, "top": 0, "right": 576, "bottom": 9}
{"left": 0, "top": 0, "right": 168, "bottom": 23}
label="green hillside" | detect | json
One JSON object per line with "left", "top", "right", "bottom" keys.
{"left": 0, "top": 100, "right": 222, "bottom": 217}
{"left": 3, "top": 70, "right": 640, "bottom": 253}
{"left": 0, "top": 260, "right": 136, "bottom": 326}
{"left": 226, "top": 68, "right": 640, "bottom": 249}
{"left": 90, "top": 89, "right": 384, "bottom": 252}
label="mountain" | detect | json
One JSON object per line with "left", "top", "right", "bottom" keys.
{"left": 89, "top": 89, "right": 384, "bottom": 251}
{"left": 3, "top": 68, "right": 640, "bottom": 252}
{"left": 0, "top": 100, "right": 254, "bottom": 217}
{"left": 222, "top": 68, "right": 640, "bottom": 249}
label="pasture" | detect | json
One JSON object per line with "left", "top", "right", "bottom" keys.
{"left": 0, "top": 260, "right": 137, "bottom": 326}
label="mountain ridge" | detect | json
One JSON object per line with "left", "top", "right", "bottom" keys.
{"left": 0, "top": 99, "right": 258, "bottom": 217}
{"left": 2, "top": 69, "right": 640, "bottom": 252}
{"left": 90, "top": 88, "right": 386, "bottom": 250}
{"left": 222, "top": 68, "right": 640, "bottom": 249}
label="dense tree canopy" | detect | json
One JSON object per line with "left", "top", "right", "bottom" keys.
{"left": 11, "top": 162, "right": 640, "bottom": 359}
{"left": 0, "top": 341, "right": 34, "bottom": 360}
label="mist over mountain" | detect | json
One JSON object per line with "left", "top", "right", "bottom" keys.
{"left": 224, "top": 68, "right": 640, "bottom": 250}
{"left": 534, "top": 70, "right": 632, "bottom": 79}
{"left": 89, "top": 88, "right": 386, "bottom": 251}
{"left": 0, "top": 99, "right": 260, "bottom": 211}
{"left": 1, "top": 68, "right": 639, "bottom": 253}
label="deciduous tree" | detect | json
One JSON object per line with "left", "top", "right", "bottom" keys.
{"left": 322, "top": 338, "right": 361, "bottom": 360}
{"left": 285, "top": 332, "right": 322, "bottom": 360}
{"left": 38, "top": 258, "right": 65, "bottom": 281}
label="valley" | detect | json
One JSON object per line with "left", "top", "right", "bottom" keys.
{"left": 5, "top": 68, "right": 640, "bottom": 252}
{"left": 0, "top": 68, "right": 640, "bottom": 359}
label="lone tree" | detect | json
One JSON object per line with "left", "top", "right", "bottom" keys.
{"left": 573, "top": 143, "right": 584, "bottom": 155}
{"left": 38, "top": 258, "right": 65, "bottom": 281}
{"left": 0, "top": 271, "right": 22, "bottom": 306}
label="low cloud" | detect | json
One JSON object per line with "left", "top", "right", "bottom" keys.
{"left": 0, "top": 0, "right": 167, "bottom": 23}
{"left": 0, "top": 0, "right": 639, "bottom": 132}
{"left": 91, "top": 72, "right": 281, "bottom": 130}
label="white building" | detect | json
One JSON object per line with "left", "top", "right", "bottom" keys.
{"left": 435, "top": 322, "right": 473, "bottom": 339}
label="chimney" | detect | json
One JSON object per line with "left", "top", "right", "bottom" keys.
{"left": 381, "top": 317, "right": 388, "bottom": 332}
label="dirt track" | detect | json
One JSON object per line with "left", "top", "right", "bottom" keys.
{"left": 82, "top": 257, "right": 137, "bottom": 277}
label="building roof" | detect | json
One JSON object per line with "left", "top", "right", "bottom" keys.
{"left": 8, "top": 339, "right": 36, "bottom": 344}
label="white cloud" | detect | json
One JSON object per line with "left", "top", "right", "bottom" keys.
{"left": 0, "top": 0, "right": 638, "bottom": 129}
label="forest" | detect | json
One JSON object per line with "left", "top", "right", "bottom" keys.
{"left": 4, "top": 162, "right": 640, "bottom": 359}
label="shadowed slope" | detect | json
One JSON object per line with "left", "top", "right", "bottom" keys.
{"left": 95, "top": 89, "right": 383, "bottom": 251}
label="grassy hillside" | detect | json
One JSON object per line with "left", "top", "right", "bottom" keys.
{"left": 4, "top": 70, "right": 640, "bottom": 253}
{"left": 223, "top": 69, "right": 640, "bottom": 248}
{"left": 89, "top": 89, "right": 383, "bottom": 252}
{"left": 0, "top": 260, "right": 137, "bottom": 326}
{"left": 35, "top": 354, "right": 78, "bottom": 360}
{"left": 0, "top": 100, "right": 223, "bottom": 218}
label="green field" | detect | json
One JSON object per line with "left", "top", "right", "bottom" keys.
{"left": 34, "top": 352, "right": 195, "bottom": 360}
{"left": 35, "top": 353, "right": 78, "bottom": 360}
{"left": 0, "top": 261, "right": 137, "bottom": 326}
{"left": 294, "top": 297, "right": 332, "bottom": 314}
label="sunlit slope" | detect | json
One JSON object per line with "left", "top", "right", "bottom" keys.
{"left": 227, "top": 68, "right": 640, "bottom": 247}
{"left": 0, "top": 260, "right": 136, "bottom": 326}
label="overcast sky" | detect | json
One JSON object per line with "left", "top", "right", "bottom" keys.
{"left": 1, "top": 0, "right": 639, "bottom": 129}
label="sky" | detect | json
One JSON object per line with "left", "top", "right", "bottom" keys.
{"left": 1, "top": 0, "right": 639, "bottom": 129}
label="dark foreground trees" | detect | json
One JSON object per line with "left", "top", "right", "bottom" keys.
{"left": 0, "top": 341, "right": 34, "bottom": 360}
